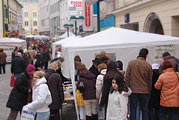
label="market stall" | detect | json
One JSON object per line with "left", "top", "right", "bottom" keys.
{"left": 61, "top": 27, "right": 179, "bottom": 120}
{"left": 0, "top": 37, "right": 26, "bottom": 62}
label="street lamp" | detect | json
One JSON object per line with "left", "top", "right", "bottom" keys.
{"left": 63, "top": 24, "right": 74, "bottom": 37}
{"left": 70, "top": 16, "right": 84, "bottom": 36}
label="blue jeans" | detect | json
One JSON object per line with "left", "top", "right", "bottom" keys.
{"left": 14, "top": 73, "right": 20, "bottom": 80}
{"left": 130, "top": 93, "right": 149, "bottom": 120}
{"left": 160, "top": 106, "right": 178, "bottom": 120}
{"left": 36, "top": 111, "right": 50, "bottom": 120}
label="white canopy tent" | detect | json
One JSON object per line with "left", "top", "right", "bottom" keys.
{"left": 52, "top": 36, "right": 80, "bottom": 59}
{"left": 55, "top": 31, "right": 75, "bottom": 41}
{"left": 0, "top": 37, "right": 26, "bottom": 62}
{"left": 61, "top": 27, "right": 179, "bottom": 120}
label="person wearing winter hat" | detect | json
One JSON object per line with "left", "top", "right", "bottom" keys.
{"left": 7, "top": 64, "right": 36, "bottom": 120}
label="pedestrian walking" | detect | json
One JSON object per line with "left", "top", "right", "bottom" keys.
{"left": 155, "top": 60, "right": 179, "bottom": 120}
{"left": 125, "top": 48, "right": 153, "bottom": 120}
{"left": 6, "top": 64, "right": 35, "bottom": 120}
{"left": 24, "top": 71, "right": 52, "bottom": 120}
{"left": 11, "top": 52, "right": 26, "bottom": 80}
{"left": 106, "top": 72, "right": 131, "bottom": 120}
{"left": 0, "top": 48, "right": 7, "bottom": 74}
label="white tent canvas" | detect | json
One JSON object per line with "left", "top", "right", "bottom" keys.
{"left": 61, "top": 27, "right": 179, "bottom": 120}
{"left": 52, "top": 36, "right": 80, "bottom": 59}
{"left": 0, "top": 38, "right": 26, "bottom": 62}
{"left": 56, "top": 31, "right": 75, "bottom": 41}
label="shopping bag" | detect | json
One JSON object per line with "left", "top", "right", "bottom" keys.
{"left": 20, "top": 106, "right": 35, "bottom": 120}
{"left": 10, "top": 74, "right": 15, "bottom": 87}
{"left": 76, "top": 90, "right": 85, "bottom": 107}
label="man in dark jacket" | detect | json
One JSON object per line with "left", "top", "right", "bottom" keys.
{"left": 11, "top": 52, "right": 26, "bottom": 80}
{"left": 89, "top": 57, "right": 101, "bottom": 77}
{"left": 45, "top": 62, "right": 64, "bottom": 120}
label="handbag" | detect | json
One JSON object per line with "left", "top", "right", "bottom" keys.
{"left": 20, "top": 106, "right": 35, "bottom": 120}
{"left": 77, "top": 81, "right": 85, "bottom": 93}
{"left": 10, "top": 74, "right": 15, "bottom": 87}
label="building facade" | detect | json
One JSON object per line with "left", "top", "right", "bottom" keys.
{"left": 113, "top": 0, "right": 179, "bottom": 36}
{"left": 18, "top": 0, "right": 39, "bottom": 35}
{"left": 3, "top": 0, "right": 9, "bottom": 37}
{"left": 0, "top": 1, "right": 3, "bottom": 38}
{"left": 38, "top": 0, "right": 50, "bottom": 36}
{"left": 8, "top": 0, "right": 23, "bottom": 37}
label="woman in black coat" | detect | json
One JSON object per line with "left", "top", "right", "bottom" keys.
{"left": 45, "top": 62, "right": 64, "bottom": 120}
{"left": 6, "top": 64, "right": 35, "bottom": 120}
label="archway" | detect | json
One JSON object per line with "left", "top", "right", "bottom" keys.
{"left": 144, "top": 12, "right": 164, "bottom": 35}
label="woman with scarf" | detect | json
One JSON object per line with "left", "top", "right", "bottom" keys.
{"left": 6, "top": 64, "right": 35, "bottom": 120}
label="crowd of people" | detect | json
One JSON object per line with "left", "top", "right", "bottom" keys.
{"left": 0, "top": 44, "right": 178, "bottom": 120}
{"left": 74, "top": 49, "right": 179, "bottom": 120}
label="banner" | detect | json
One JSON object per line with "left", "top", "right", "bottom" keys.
{"left": 69, "top": 0, "right": 83, "bottom": 16}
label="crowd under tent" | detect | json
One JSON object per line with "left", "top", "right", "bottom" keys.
{"left": 0, "top": 37, "right": 26, "bottom": 62}
{"left": 61, "top": 27, "right": 179, "bottom": 120}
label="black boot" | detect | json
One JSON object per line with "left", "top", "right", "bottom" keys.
{"left": 86, "top": 115, "right": 92, "bottom": 120}
{"left": 92, "top": 114, "right": 98, "bottom": 120}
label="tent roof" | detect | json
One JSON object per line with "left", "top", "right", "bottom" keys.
{"left": 62, "top": 27, "right": 179, "bottom": 50}
{"left": 56, "top": 31, "right": 75, "bottom": 39}
{"left": 0, "top": 37, "right": 25, "bottom": 43}
{"left": 53, "top": 36, "right": 80, "bottom": 45}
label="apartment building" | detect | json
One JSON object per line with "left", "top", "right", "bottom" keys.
{"left": 38, "top": 0, "right": 50, "bottom": 36}
{"left": 113, "top": 0, "right": 179, "bottom": 36}
{"left": 8, "top": 0, "right": 23, "bottom": 37}
{"left": 18, "top": 0, "right": 39, "bottom": 35}
{"left": 0, "top": 1, "right": 3, "bottom": 38}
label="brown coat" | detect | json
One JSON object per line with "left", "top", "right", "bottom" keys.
{"left": 125, "top": 57, "right": 153, "bottom": 94}
{"left": 155, "top": 68, "right": 179, "bottom": 107}
{"left": 0, "top": 52, "right": 7, "bottom": 64}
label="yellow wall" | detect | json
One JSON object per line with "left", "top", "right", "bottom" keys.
{"left": 0, "top": 1, "right": 3, "bottom": 39}
{"left": 19, "top": 1, "right": 38, "bottom": 35}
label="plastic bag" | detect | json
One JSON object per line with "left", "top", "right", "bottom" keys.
{"left": 20, "top": 106, "right": 35, "bottom": 120}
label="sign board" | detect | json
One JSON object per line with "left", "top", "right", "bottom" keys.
{"left": 69, "top": 0, "right": 83, "bottom": 16}
{"left": 83, "top": 1, "right": 93, "bottom": 31}
{"left": 154, "top": 44, "right": 175, "bottom": 64}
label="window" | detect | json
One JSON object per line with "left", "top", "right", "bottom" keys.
{"left": 33, "top": 12, "right": 37, "bottom": 17}
{"left": 24, "top": 12, "right": 28, "bottom": 17}
{"left": 24, "top": 3, "right": 29, "bottom": 8}
{"left": 33, "top": 21, "right": 37, "bottom": 26}
{"left": 25, "top": 21, "right": 28, "bottom": 26}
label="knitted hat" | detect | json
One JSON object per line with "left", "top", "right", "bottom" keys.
{"left": 162, "top": 60, "right": 172, "bottom": 70}
{"left": 27, "top": 64, "right": 36, "bottom": 73}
